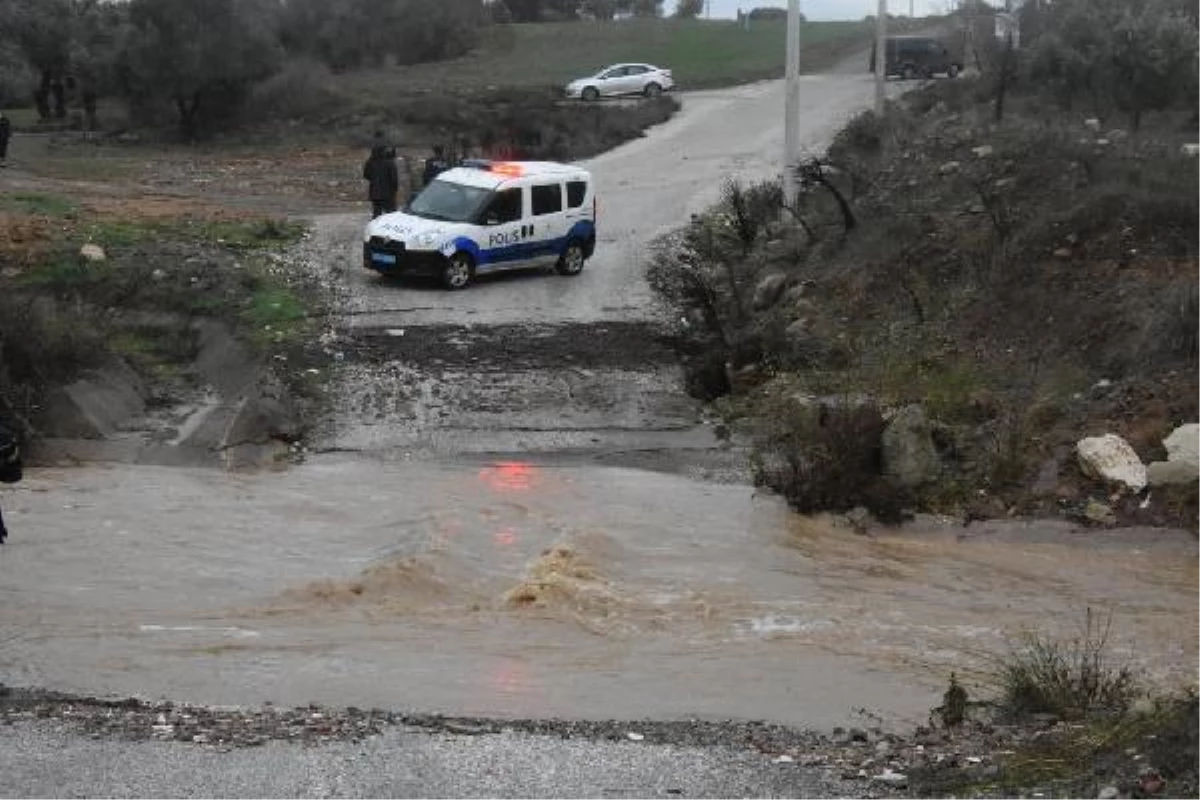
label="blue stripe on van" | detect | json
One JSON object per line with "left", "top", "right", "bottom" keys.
{"left": 450, "top": 222, "right": 597, "bottom": 271}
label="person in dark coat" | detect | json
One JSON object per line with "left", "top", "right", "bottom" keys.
{"left": 0, "top": 112, "right": 11, "bottom": 167}
{"left": 362, "top": 143, "right": 399, "bottom": 219}
{"left": 0, "top": 419, "right": 23, "bottom": 545}
{"left": 422, "top": 145, "right": 450, "bottom": 187}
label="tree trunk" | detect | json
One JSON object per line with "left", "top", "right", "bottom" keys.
{"left": 994, "top": 33, "right": 1013, "bottom": 123}
{"left": 83, "top": 91, "right": 98, "bottom": 131}
{"left": 51, "top": 78, "right": 66, "bottom": 119}
{"left": 34, "top": 71, "right": 52, "bottom": 120}
{"left": 175, "top": 91, "right": 201, "bottom": 140}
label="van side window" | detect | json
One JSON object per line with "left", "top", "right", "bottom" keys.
{"left": 483, "top": 188, "right": 522, "bottom": 224}
{"left": 531, "top": 184, "right": 563, "bottom": 216}
{"left": 566, "top": 180, "right": 588, "bottom": 209}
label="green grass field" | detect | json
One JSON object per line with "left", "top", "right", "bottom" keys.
{"left": 342, "top": 18, "right": 875, "bottom": 100}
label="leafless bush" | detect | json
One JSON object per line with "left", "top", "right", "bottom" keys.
{"left": 721, "top": 179, "right": 782, "bottom": 255}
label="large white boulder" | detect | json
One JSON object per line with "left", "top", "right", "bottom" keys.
{"left": 1163, "top": 424, "right": 1198, "bottom": 468}
{"left": 1076, "top": 434, "right": 1146, "bottom": 492}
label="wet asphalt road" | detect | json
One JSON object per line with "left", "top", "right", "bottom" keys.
{"left": 0, "top": 721, "right": 853, "bottom": 799}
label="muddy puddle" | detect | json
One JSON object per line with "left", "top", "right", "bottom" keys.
{"left": 0, "top": 457, "right": 1195, "bottom": 728}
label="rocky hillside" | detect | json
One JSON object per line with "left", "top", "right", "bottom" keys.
{"left": 650, "top": 75, "right": 1198, "bottom": 529}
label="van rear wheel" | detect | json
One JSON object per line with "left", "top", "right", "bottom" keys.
{"left": 441, "top": 252, "right": 474, "bottom": 290}
{"left": 555, "top": 241, "right": 586, "bottom": 276}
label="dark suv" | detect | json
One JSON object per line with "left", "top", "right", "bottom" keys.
{"left": 870, "top": 36, "right": 962, "bottom": 80}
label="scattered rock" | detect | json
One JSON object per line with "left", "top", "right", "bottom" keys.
{"left": 1162, "top": 424, "right": 1198, "bottom": 469}
{"left": 882, "top": 405, "right": 941, "bottom": 488}
{"left": 872, "top": 768, "right": 908, "bottom": 788}
{"left": 752, "top": 272, "right": 788, "bottom": 311}
{"left": 1076, "top": 434, "right": 1147, "bottom": 492}
{"left": 1180, "top": 143, "right": 1199, "bottom": 157}
{"left": 1083, "top": 499, "right": 1116, "bottom": 526}
{"left": 939, "top": 161, "right": 961, "bottom": 175}
{"left": 785, "top": 318, "right": 812, "bottom": 341}
{"left": 221, "top": 394, "right": 300, "bottom": 450}
{"left": 1098, "top": 786, "right": 1120, "bottom": 800}
{"left": 1054, "top": 247, "right": 1073, "bottom": 259}
{"left": 1084, "top": 118, "right": 1102, "bottom": 132}
{"left": 971, "top": 144, "right": 994, "bottom": 158}
{"left": 845, "top": 506, "right": 874, "bottom": 535}
{"left": 1031, "top": 458, "right": 1060, "bottom": 496}
{"left": 79, "top": 243, "right": 107, "bottom": 262}
{"left": 1147, "top": 460, "right": 1199, "bottom": 486}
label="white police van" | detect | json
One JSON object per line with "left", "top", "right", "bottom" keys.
{"left": 363, "top": 160, "right": 597, "bottom": 290}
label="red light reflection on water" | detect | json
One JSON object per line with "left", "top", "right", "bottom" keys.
{"left": 493, "top": 528, "right": 518, "bottom": 547}
{"left": 478, "top": 461, "right": 537, "bottom": 493}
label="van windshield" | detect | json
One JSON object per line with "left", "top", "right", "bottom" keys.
{"left": 406, "top": 180, "right": 492, "bottom": 223}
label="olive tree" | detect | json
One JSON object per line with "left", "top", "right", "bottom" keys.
{"left": 1026, "top": 0, "right": 1198, "bottom": 128}
{"left": 1108, "top": 1, "right": 1198, "bottom": 130}
{"left": 0, "top": 0, "right": 73, "bottom": 119}
{"left": 120, "top": 0, "right": 284, "bottom": 138}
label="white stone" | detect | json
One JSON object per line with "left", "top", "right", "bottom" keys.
{"left": 1182, "top": 143, "right": 1200, "bottom": 157}
{"left": 79, "top": 243, "right": 107, "bottom": 262}
{"left": 1084, "top": 118, "right": 1102, "bottom": 132}
{"left": 1147, "top": 460, "right": 1199, "bottom": 486}
{"left": 1077, "top": 434, "right": 1147, "bottom": 492}
{"left": 971, "top": 144, "right": 994, "bottom": 158}
{"left": 1163, "top": 424, "right": 1198, "bottom": 468}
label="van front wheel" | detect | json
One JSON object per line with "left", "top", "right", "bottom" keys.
{"left": 441, "top": 252, "right": 474, "bottom": 290}
{"left": 555, "top": 241, "right": 586, "bottom": 276}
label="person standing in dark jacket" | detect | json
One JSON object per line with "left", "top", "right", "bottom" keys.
{"left": 0, "top": 419, "right": 23, "bottom": 545}
{"left": 362, "top": 143, "right": 399, "bottom": 219}
{"left": 422, "top": 145, "right": 450, "bottom": 187}
{"left": 0, "top": 112, "right": 11, "bottom": 168}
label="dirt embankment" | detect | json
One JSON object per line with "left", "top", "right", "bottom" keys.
{"left": 649, "top": 76, "right": 1199, "bottom": 530}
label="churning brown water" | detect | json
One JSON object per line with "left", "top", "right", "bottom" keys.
{"left": 0, "top": 458, "right": 1194, "bottom": 728}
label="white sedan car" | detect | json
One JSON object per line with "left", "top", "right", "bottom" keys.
{"left": 565, "top": 63, "right": 675, "bottom": 101}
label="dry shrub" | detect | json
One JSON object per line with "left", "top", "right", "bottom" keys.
{"left": 993, "top": 609, "right": 1139, "bottom": 721}
{"left": 752, "top": 397, "right": 912, "bottom": 522}
{"left": 246, "top": 59, "right": 349, "bottom": 122}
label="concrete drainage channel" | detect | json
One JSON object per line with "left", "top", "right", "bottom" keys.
{"left": 35, "top": 317, "right": 303, "bottom": 471}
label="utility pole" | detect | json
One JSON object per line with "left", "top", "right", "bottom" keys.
{"left": 782, "top": 0, "right": 801, "bottom": 206}
{"left": 874, "top": 0, "right": 887, "bottom": 115}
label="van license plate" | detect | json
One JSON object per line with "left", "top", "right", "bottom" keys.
{"left": 372, "top": 252, "right": 397, "bottom": 265}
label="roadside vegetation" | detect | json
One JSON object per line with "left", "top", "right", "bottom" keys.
{"left": 650, "top": 0, "right": 1199, "bottom": 529}
{"left": 0, "top": 193, "right": 324, "bottom": 437}
{"left": 907, "top": 612, "right": 1198, "bottom": 798}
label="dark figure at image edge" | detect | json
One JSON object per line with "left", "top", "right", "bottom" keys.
{"left": 0, "top": 112, "right": 11, "bottom": 166}
{"left": 363, "top": 133, "right": 399, "bottom": 218}
{"left": 0, "top": 421, "right": 23, "bottom": 544}
{"left": 423, "top": 144, "right": 451, "bottom": 187}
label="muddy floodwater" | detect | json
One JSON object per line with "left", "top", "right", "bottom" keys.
{"left": 1, "top": 458, "right": 1194, "bottom": 729}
